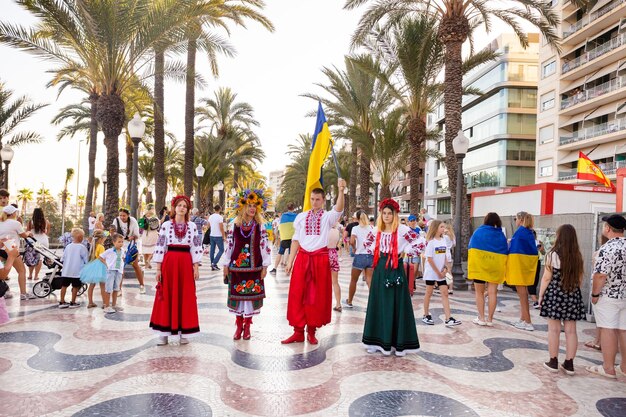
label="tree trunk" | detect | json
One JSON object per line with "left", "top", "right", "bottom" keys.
{"left": 408, "top": 116, "right": 427, "bottom": 214}
{"left": 97, "top": 93, "right": 125, "bottom": 225}
{"left": 125, "top": 138, "right": 133, "bottom": 206}
{"left": 348, "top": 144, "right": 358, "bottom": 215}
{"left": 440, "top": 16, "right": 470, "bottom": 258}
{"left": 380, "top": 184, "right": 391, "bottom": 200}
{"left": 184, "top": 38, "right": 197, "bottom": 197}
{"left": 154, "top": 48, "right": 166, "bottom": 211}
{"left": 359, "top": 148, "right": 371, "bottom": 215}
{"left": 82, "top": 92, "right": 99, "bottom": 230}
{"left": 93, "top": 183, "right": 98, "bottom": 212}
{"left": 233, "top": 165, "right": 239, "bottom": 187}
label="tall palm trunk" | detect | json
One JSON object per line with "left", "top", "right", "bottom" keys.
{"left": 348, "top": 144, "right": 358, "bottom": 215}
{"left": 125, "top": 139, "right": 133, "bottom": 206}
{"left": 184, "top": 37, "right": 197, "bottom": 197}
{"left": 82, "top": 92, "right": 99, "bottom": 229}
{"left": 359, "top": 148, "right": 370, "bottom": 214}
{"left": 154, "top": 48, "right": 166, "bottom": 210}
{"left": 97, "top": 93, "right": 125, "bottom": 225}
{"left": 440, "top": 16, "right": 470, "bottom": 256}
{"left": 233, "top": 166, "right": 239, "bottom": 187}
{"left": 380, "top": 184, "right": 391, "bottom": 200}
{"left": 408, "top": 116, "right": 426, "bottom": 214}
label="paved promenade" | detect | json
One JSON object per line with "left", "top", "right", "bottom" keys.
{"left": 0, "top": 251, "right": 624, "bottom": 417}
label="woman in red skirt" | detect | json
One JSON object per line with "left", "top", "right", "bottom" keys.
{"left": 149, "top": 195, "right": 203, "bottom": 345}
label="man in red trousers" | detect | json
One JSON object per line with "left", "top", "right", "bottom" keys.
{"left": 282, "top": 178, "right": 346, "bottom": 344}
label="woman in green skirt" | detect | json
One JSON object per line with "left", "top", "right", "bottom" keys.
{"left": 362, "top": 198, "right": 426, "bottom": 356}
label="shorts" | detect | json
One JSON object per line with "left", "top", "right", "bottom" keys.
{"left": 593, "top": 296, "right": 626, "bottom": 330}
{"left": 105, "top": 270, "right": 123, "bottom": 293}
{"left": 473, "top": 279, "right": 486, "bottom": 284}
{"left": 352, "top": 254, "right": 373, "bottom": 270}
{"left": 279, "top": 239, "right": 292, "bottom": 255}
{"left": 61, "top": 277, "right": 82, "bottom": 288}
{"left": 407, "top": 256, "right": 421, "bottom": 264}
{"left": 425, "top": 279, "right": 448, "bottom": 287}
{"left": 329, "top": 248, "right": 339, "bottom": 272}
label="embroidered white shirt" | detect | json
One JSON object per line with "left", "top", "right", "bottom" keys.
{"left": 152, "top": 221, "right": 203, "bottom": 264}
{"left": 292, "top": 208, "right": 342, "bottom": 252}
{"left": 363, "top": 224, "right": 426, "bottom": 257}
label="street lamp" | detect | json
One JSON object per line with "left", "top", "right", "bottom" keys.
{"left": 326, "top": 192, "right": 331, "bottom": 210}
{"left": 147, "top": 183, "right": 154, "bottom": 204}
{"left": 195, "top": 163, "right": 205, "bottom": 209}
{"left": 451, "top": 130, "right": 470, "bottom": 291}
{"left": 101, "top": 170, "right": 108, "bottom": 215}
{"left": 0, "top": 145, "right": 14, "bottom": 189}
{"left": 373, "top": 181, "right": 380, "bottom": 221}
{"left": 216, "top": 180, "right": 224, "bottom": 208}
{"left": 128, "top": 113, "right": 146, "bottom": 218}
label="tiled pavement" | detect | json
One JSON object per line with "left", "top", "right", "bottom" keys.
{"left": 1, "top": 249, "right": 625, "bottom": 417}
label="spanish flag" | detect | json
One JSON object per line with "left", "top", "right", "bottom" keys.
{"left": 303, "top": 103, "right": 333, "bottom": 211}
{"left": 468, "top": 225, "right": 508, "bottom": 284}
{"left": 577, "top": 151, "right": 615, "bottom": 189}
{"left": 505, "top": 226, "right": 538, "bottom": 286}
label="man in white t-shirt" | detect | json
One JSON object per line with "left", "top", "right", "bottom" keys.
{"left": 113, "top": 208, "right": 145, "bottom": 294}
{"left": 208, "top": 204, "right": 225, "bottom": 270}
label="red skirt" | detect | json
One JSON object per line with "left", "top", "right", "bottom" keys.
{"left": 286, "top": 247, "right": 332, "bottom": 328}
{"left": 149, "top": 248, "right": 199, "bottom": 335}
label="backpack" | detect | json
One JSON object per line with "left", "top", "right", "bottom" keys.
{"left": 138, "top": 216, "right": 146, "bottom": 229}
{"left": 124, "top": 242, "right": 138, "bottom": 265}
{"left": 23, "top": 245, "right": 40, "bottom": 267}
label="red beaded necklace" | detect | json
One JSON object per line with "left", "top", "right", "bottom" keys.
{"left": 172, "top": 218, "right": 188, "bottom": 240}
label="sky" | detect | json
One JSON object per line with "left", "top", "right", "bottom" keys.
{"left": 0, "top": 0, "right": 512, "bottom": 202}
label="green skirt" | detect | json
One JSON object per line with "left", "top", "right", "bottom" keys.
{"left": 362, "top": 255, "right": 419, "bottom": 354}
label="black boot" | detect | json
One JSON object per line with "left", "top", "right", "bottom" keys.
{"left": 543, "top": 357, "right": 558, "bottom": 372}
{"left": 561, "top": 358, "right": 575, "bottom": 375}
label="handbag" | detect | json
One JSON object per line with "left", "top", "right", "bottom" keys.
{"left": 445, "top": 272, "right": 453, "bottom": 286}
{"left": 124, "top": 242, "right": 139, "bottom": 265}
{"left": 23, "top": 245, "right": 40, "bottom": 267}
{"left": 0, "top": 280, "right": 9, "bottom": 298}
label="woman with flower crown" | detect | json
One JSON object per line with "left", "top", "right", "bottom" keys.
{"left": 149, "top": 195, "right": 203, "bottom": 346}
{"left": 220, "top": 189, "right": 272, "bottom": 340}
{"left": 362, "top": 198, "right": 426, "bottom": 357}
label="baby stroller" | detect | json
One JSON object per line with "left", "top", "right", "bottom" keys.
{"left": 26, "top": 237, "right": 87, "bottom": 298}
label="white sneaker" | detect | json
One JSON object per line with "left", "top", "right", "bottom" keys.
{"left": 366, "top": 347, "right": 377, "bottom": 354}
{"left": 472, "top": 317, "right": 487, "bottom": 326}
{"left": 514, "top": 320, "right": 534, "bottom": 331}
{"left": 113, "top": 305, "right": 124, "bottom": 312}
{"left": 523, "top": 322, "right": 534, "bottom": 331}
{"left": 4, "top": 291, "right": 13, "bottom": 299}
{"left": 179, "top": 337, "right": 189, "bottom": 345}
{"left": 511, "top": 319, "right": 524, "bottom": 328}
{"left": 139, "top": 285, "right": 146, "bottom": 294}
{"left": 157, "top": 336, "right": 168, "bottom": 346}
{"left": 394, "top": 350, "right": 406, "bottom": 357}
{"left": 103, "top": 306, "right": 115, "bottom": 314}
{"left": 20, "top": 293, "right": 36, "bottom": 300}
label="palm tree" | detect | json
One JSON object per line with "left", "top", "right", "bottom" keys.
{"left": 61, "top": 168, "right": 75, "bottom": 235}
{"left": 36, "top": 186, "right": 53, "bottom": 206}
{"left": 345, "top": 0, "right": 560, "bottom": 242}
{"left": 16, "top": 188, "right": 34, "bottom": 215}
{"left": 0, "top": 82, "right": 47, "bottom": 178}
{"left": 1, "top": 0, "right": 212, "bottom": 224}
{"left": 77, "top": 195, "right": 86, "bottom": 219}
{"left": 182, "top": 1, "right": 274, "bottom": 196}
{"left": 304, "top": 55, "right": 393, "bottom": 215}
{"left": 92, "top": 177, "right": 100, "bottom": 211}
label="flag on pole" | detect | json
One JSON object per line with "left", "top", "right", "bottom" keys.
{"left": 577, "top": 151, "right": 615, "bottom": 189}
{"left": 303, "top": 103, "right": 333, "bottom": 211}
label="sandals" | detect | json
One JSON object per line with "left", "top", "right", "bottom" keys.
{"left": 584, "top": 340, "right": 601, "bottom": 351}
{"left": 586, "top": 365, "right": 617, "bottom": 379}
{"left": 333, "top": 306, "right": 342, "bottom": 312}
{"left": 87, "top": 303, "right": 97, "bottom": 308}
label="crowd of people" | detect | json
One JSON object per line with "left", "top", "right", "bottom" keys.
{"left": 0, "top": 183, "right": 623, "bottom": 379}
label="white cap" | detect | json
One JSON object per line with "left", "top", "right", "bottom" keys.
{"left": 2, "top": 205, "right": 17, "bottom": 215}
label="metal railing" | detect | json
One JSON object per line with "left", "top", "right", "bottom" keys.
{"left": 562, "top": 33, "right": 626, "bottom": 74}
{"left": 558, "top": 160, "right": 626, "bottom": 181}
{"left": 560, "top": 117, "right": 626, "bottom": 145}
{"left": 562, "top": 0, "right": 626, "bottom": 39}
{"left": 561, "top": 76, "right": 626, "bottom": 110}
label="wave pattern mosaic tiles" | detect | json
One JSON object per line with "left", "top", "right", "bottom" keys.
{"left": 1, "top": 252, "right": 625, "bottom": 417}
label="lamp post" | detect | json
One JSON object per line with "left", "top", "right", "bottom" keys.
{"left": 146, "top": 184, "right": 154, "bottom": 204}
{"left": 101, "top": 170, "right": 108, "bottom": 215}
{"left": 195, "top": 163, "right": 205, "bottom": 209}
{"left": 373, "top": 181, "right": 380, "bottom": 221}
{"left": 228, "top": 187, "right": 237, "bottom": 210}
{"left": 451, "top": 130, "right": 470, "bottom": 291}
{"left": 0, "top": 145, "right": 15, "bottom": 189}
{"left": 128, "top": 113, "right": 146, "bottom": 218}
{"left": 216, "top": 180, "right": 224, "bottom": 208}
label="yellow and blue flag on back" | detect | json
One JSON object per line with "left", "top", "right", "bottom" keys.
{"left": 468, "top": 225, "right": 508, "bottom": 284}
{"left": 303, "top": 103, "right": 334, "bottom": 211}
{"left": 505, "top": 226, "right": 539, "bottom": 286}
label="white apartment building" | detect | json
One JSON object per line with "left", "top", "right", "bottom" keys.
{"left": 536, "top": 0, "right": 626, "bottom": 183}
{"left": 268, "top": 169, "right": 284, "bottom": 199}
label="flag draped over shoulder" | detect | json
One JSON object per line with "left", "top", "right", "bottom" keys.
{"left": 468, "top": 225, "right": 508, "bottom": 284}
{"left": 505, "top": 226, "right": 538, "bottom": 286}
{"left": 303, "top": 103, "right": 333, "bottom": 211}
{"left": 577, "top": 151, "right": 615, "bottom": 189}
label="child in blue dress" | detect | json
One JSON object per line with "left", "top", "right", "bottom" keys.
{"left": 80, "top": 230, "right": 108, "bottom": 308}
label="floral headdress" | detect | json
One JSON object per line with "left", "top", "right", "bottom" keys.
{"left": 379, "top": 198, "right": 400, "bottom": 212}
{"left": 233, "top": 188, "right": 268, "bottom": 213}
{"left": 171, "top": 195, "right": 191, "bottom": 209}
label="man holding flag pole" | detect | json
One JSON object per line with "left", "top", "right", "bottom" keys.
{"left": 282, "top": 103, "right": 346, "bottom": 345}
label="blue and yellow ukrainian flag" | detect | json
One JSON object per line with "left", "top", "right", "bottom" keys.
{"left": 468, "top": 225, "right": 508, "bottom": 284}
{"left": 505, "top": 226, "right": 539, "bottom": 286}
{"left": 303, "top": 103, "right": 333, "bottom": 211}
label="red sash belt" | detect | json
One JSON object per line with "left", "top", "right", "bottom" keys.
{"left": 298, "top": 247, "right": 329, "bottom": 306}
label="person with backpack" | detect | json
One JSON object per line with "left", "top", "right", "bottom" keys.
{"left": 113, "top": 208, "right": 145, "bottom": 294}
{"left": 140, "top": 204, "right": 160, "bottom": 269}
{"left": 25, "top": 208, "right": 50, "bottom": 280}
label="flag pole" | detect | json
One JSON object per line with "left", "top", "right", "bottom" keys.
{"left": 331, "top": 145, "right": 341, "bottom": 179}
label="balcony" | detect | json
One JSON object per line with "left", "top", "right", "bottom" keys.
{"left": 560, "top": 117, "right": 626, "bottom": 145}
{"left": 558, "top": 160, "right": 626, "bottom": 181}
{"left": 562, "top": 33, "right": 626, "bottom": 74}
{"left": 562, "top": 0, "right": 626, "bottom": 42}
{"left": 560, "top": 75, "right": 626, "bottom": 110}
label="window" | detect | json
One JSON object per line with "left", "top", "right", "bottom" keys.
{"left": 541, "top": 91, "right": 555, "bottom": 111}
{"left": 542, "top": 59, "right": 556, "bottom": 78}
{"left": 539, "top": 124, "right": 554, "bottom": 144}
{"left": 538, "top": 159, "right": 553, "bottom": 177}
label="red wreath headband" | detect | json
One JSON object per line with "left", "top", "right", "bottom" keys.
{"left": 379, "top": 198, "right": 399, "bottom": 212}
{"left": 171, "top": 195, "right": 192, "bottom": 209}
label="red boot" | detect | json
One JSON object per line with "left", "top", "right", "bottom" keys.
{"left": 243, "top": 317, "right": 252, "bottom": 340}
{"left": 281, "top": 327, "right": 305, "bottom": 344}
{"left": 307, "top": 326, "right": 318, "bottom": 344}
{"left": 233, "top": 315, "right": 244, "bottom": 340}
